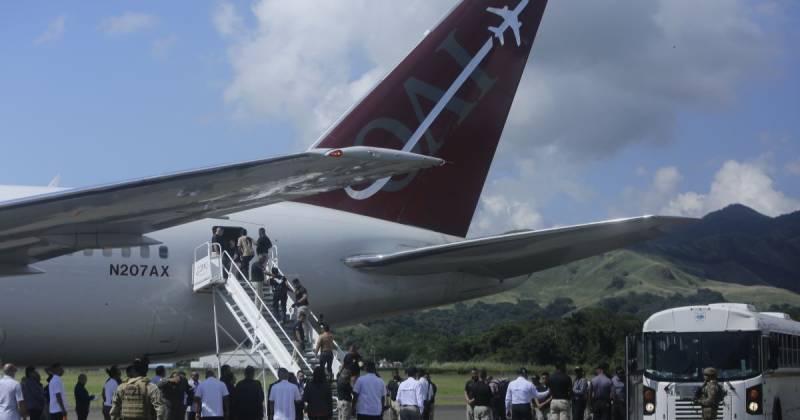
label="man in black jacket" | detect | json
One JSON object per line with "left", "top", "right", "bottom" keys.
{"left": 74, "top": 374, "right": 95, "bottom": 420}
{"left": 158, "top": 372, "right": 190, "bottom": 420}
{"left": 234, "top": 367, "right": 264, "bottom": 420}
{"left": 269, "top": 268, "right": 289, "bottom": 323}
{"left": 547, "top": 364, "right": 572, "bottom": 420}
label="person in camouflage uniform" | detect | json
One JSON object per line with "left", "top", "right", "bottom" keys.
{"left": 694, "top": 368, "right": 720, "bottom": 420}
{"left": 110, "top": 359, "right": 165, "bottom": 420}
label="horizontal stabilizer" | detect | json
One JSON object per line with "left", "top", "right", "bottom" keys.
{"left": 344, "top": 216, "right": 695, "bottom": 278}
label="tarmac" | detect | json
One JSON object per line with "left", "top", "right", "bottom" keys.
{"left": 78, "top": 405, "right": 467, "bottom": 420}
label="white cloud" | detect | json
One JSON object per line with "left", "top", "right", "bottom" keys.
{"left": 216, "top": 0, "right": 780, "bottom": 228}
{"left": 35, "top": 15, "right": 66, "bottom": 45}
{"left": 617, "top": 165, "right": 684, "bottom": 215}
{"left": 213, "top": 2, "right": 244, "bottom": 38}
{"left": 785, "top": 159, "right": 800, "bottom": 176}
{"left": 473, "top": 194, "right": 544, "bottom": 236}
{"left": 99, "top": 12, "right": 157, "bottom": 36}
{"left": 219, "top": 0, "right": 453, "bottom": 144}
{"left": 663, "top": 160, "right": 800, "bottom": 217}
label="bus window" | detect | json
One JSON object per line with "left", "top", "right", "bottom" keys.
{"left": 645, "top": 331, "right": 760, "bottom": 381}
{"left": 159, "top": 246, "right": 168, "bottom": 259}
{"left": 140, "top": 246, "right": 150, "bottom": 258}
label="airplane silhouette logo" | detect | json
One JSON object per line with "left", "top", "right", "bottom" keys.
{"left": 346, "top": 0, "right": 532, "bottom": 201}
{"left": 487, "top": 0, "right": 529, "bottom": 47}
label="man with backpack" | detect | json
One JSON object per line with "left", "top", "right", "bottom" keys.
{"left": 110, "top": 359, "right": 164, "bottom": 420}
{"left": 237, "top": 229, "right": 255, "bottom": 278}
{"left": 694, "top": 368, "right": 722, "bottom": 420}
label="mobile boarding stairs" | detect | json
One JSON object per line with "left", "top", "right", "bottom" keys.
{"left": 192, "top": 242, "right": 344, "bottom": 379}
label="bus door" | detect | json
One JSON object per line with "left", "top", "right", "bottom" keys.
{"left": 626, "top": 334, "right": 644, "bottom": 420}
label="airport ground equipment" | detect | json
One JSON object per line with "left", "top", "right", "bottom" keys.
{"left": 627, "top": 303, "right": 800, "bottom": 420}
{"left": 193, "top": 242, "right": 344, "bottom": 379}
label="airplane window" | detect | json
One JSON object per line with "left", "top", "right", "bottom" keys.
{"left": 140, "top": 246, "right": 150, "bottom": 258}
{"left": 121, "top": 247, "right": 131, "bottom": 258}
{"left": 103, "top": 248, "right": 112, "bottom": 257}
{"left": 159, "top": 246, "right": 168, "bottom": 259}
{"left": 83, "top": 249, "right": 93, "bottom": 256}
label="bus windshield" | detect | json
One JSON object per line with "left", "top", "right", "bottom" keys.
{"left": 644, "top": 331, "right": 761, "bottom": 382}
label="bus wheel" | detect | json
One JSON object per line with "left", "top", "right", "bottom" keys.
{"left": 773, "top": 399, "right": 782, "bottom": 420}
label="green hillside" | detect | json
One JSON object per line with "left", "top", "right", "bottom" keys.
{"left": 490, "top": 249, "right": 800, "bottom": 310}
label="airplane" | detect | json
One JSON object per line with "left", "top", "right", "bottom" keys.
{"left": 487, "top": 0, "right": 528, "bottom": 46}
{"left": 0, "top": 0, "right": 691, "bottom": 366}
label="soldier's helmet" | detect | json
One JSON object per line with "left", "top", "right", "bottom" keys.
{"left": 702, "top": 367, "right": 717, "bottom": 378}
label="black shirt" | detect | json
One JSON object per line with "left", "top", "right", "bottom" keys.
{"left": 343, "top": 352, "right": 362, "bottom": 376}
{"left": 250, "top": 263, "right": 266, "bottom": 283}
{"left": 387, "top": 378, "right": 401, "bottom": 401}
{"left": 336, "top": 378, "right": 353, "bottom": 401}
{"left": 74, "top": 383, "right": 91, "bottom": 412}
{"left": 303, "top": 382, "right": 333, "bottom": 417}
{"left": 470, "top": 381, "right": 493, "bottom": 407}
{"left": 535, "top": 384, "right": 550, "bottom": 408}
{"left": 547, "top": 371, "right": 572, "bottom": 400}
{"left": 295, "top": 286, "right": 309, "bottom": 307}
{"left": 464, "top": 379, "right": 477, "bottom": 406}
{"left": 256, "top": 235, "right": 272, "bottom": 255}
{"left": 234, "top": 378, "right": 265, "bottom": 420}
{"left": 270, "top": 277, "right": 288, "bottom": 298}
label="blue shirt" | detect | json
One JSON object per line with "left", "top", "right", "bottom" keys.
{"left": 590, "top": 374, "right": 612, "bottom": 401}
{"left": 353, "top": 373, "right": 386, "bottom": 416}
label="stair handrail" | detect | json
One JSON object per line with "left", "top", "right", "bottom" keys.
{"left": 285, "top": 281, "right": 346, "bottom": 372}
{"left": 213, "top": 289, "right": 280, "bottom": 378}
{"left": 220, "top": 250, "right": 313, "bottom": 373}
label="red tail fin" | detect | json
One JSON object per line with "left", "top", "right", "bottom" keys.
{"left": 302, "top": 0, "right": 548, "bottom": 237}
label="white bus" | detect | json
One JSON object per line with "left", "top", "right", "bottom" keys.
{"left": 628, "top": 303, "right": 800, "bottom": 420}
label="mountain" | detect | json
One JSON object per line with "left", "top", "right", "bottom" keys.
{"left": 635, "top": 204, "right": 800, "bottom": 292}
{"left": 490, "top": 204, "right": 800, "bottom": 309}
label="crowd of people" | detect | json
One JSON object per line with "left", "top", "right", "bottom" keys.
{"left": 0, "top": 358, "right": 728, "bottom": 420}
{"left": 462, "top": 363, "right": 627, "bottom": 420}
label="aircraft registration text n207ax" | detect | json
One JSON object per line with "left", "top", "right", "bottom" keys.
{"left": 0, "top": 0, "right": 690, "bottom": 365}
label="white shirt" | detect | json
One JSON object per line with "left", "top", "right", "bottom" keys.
{"left": 48, "top": 375, "right": 68, "bottom": 414}
{"left": 396, "top": 378, "right": 425, "bottom": 412}
{"left": 195, "top": 377, "right": 229, "bottom": 417}
{"left": 505, "top": 377, "right": 548, "bottom": 410}
{"left": 186, "top": 379, "right": 198, "bottom": 412}
{"left": 103, "top": 379, "right": 119, "bottom": 407}
{"left": 353, "top": 373, "right": 386, "bottom": 416}
{"left": 0, "top": 376, "right": 24, "bottom": 420}
{"left": 268, "top": 380, "right": 301, "bottom": 420}
{"left": 418, "top": 378, "right": 434, "bottom": 402}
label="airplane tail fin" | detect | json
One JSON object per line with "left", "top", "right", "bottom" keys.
{"left": 302, "top": 0, "right": 548, "bottom": 238}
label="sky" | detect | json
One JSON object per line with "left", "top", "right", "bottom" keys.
{"left": 1, "top": 0, "right": 799, "bottom": 237}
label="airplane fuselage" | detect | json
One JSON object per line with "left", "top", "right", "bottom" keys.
{"left": 0, "top": 199, "right": 527, "bottom": 365}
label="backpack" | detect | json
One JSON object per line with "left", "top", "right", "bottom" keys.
{"left": 119, "top": 377, "right": 152, "bottom": 420}
{"left": 239, "top": 237, "right": 254, "bottom": 257}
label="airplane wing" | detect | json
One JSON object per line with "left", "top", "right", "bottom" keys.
{"left": 344, "top": 216, "right": 695, "bottom": 278}
{"left": 0, "top": 147, "right": 442, "bottom": 270}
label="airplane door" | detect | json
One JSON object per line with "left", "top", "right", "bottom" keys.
{"left": 148, "top": 309, "right": 185, "bottom": 357}
{"left": 626, "top": 334, "right": 644, "bottom": 420}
